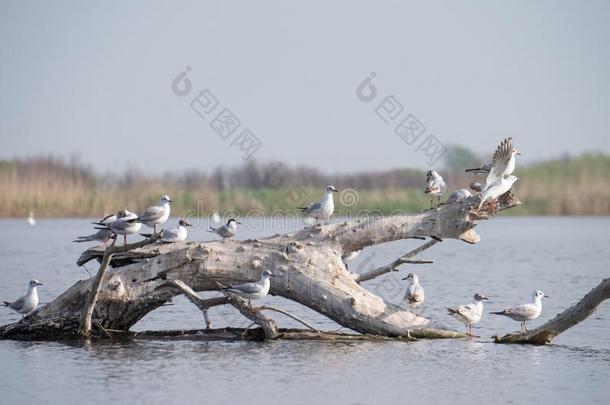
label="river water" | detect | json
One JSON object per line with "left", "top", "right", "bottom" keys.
{"left": 0, "top": 217, "right": 608, "bottom": 404}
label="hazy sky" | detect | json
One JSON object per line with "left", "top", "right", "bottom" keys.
{"left": 1, "top": 1, "right": 609, "bottom": 174}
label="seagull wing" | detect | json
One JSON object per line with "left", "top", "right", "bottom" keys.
{"left": 228, "top": 281, "right": 264, "bottom": 295}
{"left": 303, "top": 201, "right": 321, "bottom": 215}
{"left": 8, "top": 296, "right": 25, "bottom": 311}
{"left": 162, "top": 228, "right": 180, "bottom": 240}
{"left": 485, "top": 137, "right": 513, "bottom": 186}
{"left": 138, "top": 205, "right": 165, "bottom": 222}
{"left": 506, "top": 303, "right": 538, "bottom": 319}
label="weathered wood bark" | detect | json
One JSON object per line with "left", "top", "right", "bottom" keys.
{"left": 494, "top": 278, "right": 610, "bottom": 345}
{"left": 0, "top": 190, "right": 520, "bottom": 341}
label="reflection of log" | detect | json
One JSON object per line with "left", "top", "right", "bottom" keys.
{"left": 1, "top": 190, "right": 520, "bottom": 341}
{"left": 494, "top": 278, "right": 610, "bottom": 345}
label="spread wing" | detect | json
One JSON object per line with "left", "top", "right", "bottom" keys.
{"left": 485, "top": 137, "right": 512, "bottom": 185}
{"left": 229, "top": 282, "right": 264, "bottom": 295}
{"left": 138, "top": 205, "right": 165, "bottom": 222}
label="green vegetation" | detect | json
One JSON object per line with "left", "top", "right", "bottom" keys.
{"left": 0, "top": 153, "right": 608, "bottom": 217}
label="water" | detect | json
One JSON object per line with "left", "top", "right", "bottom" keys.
{"left": 0, "top": 217, "right": 609, "bottom": 404}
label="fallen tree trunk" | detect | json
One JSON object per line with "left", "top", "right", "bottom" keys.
{"left": 494, "top": 278, "right": 610, "bottom": 345}
{"left": 1, "top": 191, "right": 520, "bottom": 341}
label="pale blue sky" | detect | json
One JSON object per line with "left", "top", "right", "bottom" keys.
{"left": 1, "top": 0, "right": 609, "bottom": 174}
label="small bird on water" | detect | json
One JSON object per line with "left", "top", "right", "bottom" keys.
{"left": 3, "top": 280, "right": 43, "bottom": 319}
{"left": 424, "top": 171, "right": 446, "bottom": 209}
{"left": 447, "top": 293, "right": 488, "bottom": 336}
{"left": 209, "top": 218, "right": 241, "bottom": 239}
{"left": 490, "top": 290, "right": 548, "bottom": 333}
{"left": 222, "top": 270, "right": 275, "bottom": 305}
{"left": 402, "top": 273, "right": 424, "bottom": 313}
{"left": 299, "top": 185, "right": 338, "bottom": 224}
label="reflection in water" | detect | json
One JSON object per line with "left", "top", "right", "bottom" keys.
{"left": 0, "top": 217, "right": 609, "bottom": 404}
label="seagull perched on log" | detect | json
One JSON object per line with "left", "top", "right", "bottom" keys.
{"left": 424, "top": 171, "right": 446, "bottom": 208}
{"left": 94, "top": 209, "right": 142, "bottom": 245}
{"left": 402, "top": 273, "right": 424, "bottom": 313}
{"left": 222, "top": 270, "right": 275, "bottom": 304}
{"left": 299, "top": 185, "right": 338, "bottom": 224}
{"left": 3, "top": 280, "right": 43, "bottom": 319}
{"left": 447, "top": 293, "right": 488, "bottom": 336}
{"left": 73, "top": 228, "right": 116, "bottom": 245}
{"left": 136, "top": 195, "right": 172, "bottom": 234}
{"left": 144, "top": 219, "right": 192, "bottom": 243}
{"left": 209, "top": 218, "right": 241, "bottom": 239}
{"left": 490, "top": 290, "right": 548, "bottom": 333}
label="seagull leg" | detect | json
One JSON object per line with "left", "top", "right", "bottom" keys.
{"left": 124, "top": 235, "right": 127, "bottom": 245}
{"left": 154, "top": 224, "right": 157, "bottom": 234}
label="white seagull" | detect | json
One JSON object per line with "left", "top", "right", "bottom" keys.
{"left": 223, "top": 270, "right": 275, "bottom": 304}
{"left": 466, "top": 137, "right": 521, "bottom": 177}
{"left": 27, "top": 211, "right": 36, "bottom": 226}
{"left": 402, "top": 273, "right": 424, "bottom": 313}
{"left": 159, "top": 219, "right": 192, "bottom": 243}
{"left": 490, "top": 290, "right": 548, "bottom": 333}
{"left": 299, "top": 185, "right": 338, "bottom": 224}
{"left": 208, "top": 218, "right": 241, "bottom": 239}
{"left": 446, "top": 189, "right": 472, "bottom": 204}
{"left": 478, "top": 175, "right": 519, "bottom": 213}
{"left": 477, "top": 138, "right": 521, "bottom": 212}
{"left": 94, "top": 209, "right": 142, "bottom": 245}
{"left": 447, "top": 293, "right": 488, "bottom": 336}
{"left": 3, "top": 280, "right": 43, "bottom": 319}
{"left": 424, "top": 171, "right": 447, "bottom": 208}
{"left": 136, "top": 195, "right": 172, "bottom": 234}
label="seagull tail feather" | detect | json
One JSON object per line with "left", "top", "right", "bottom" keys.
{"left": 3, "top": 301, "right": 10, "bottom": 307}
{"left": 489, "top": 310, "right": 506, "bottom": 315}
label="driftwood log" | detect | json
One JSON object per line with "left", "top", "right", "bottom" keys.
{"left": 2, "top": 191, "right": 522, "bottom": 341}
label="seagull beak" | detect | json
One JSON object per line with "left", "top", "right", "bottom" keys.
{"left": 36, "top": 282, "right": 43, "bottom": 286}
{"left": 482, "top": 297, "right": 489, "bottom": 300}
{"left": 401, "top": 277, "right": 408, "bottom": 281}
{"left": 544, "top": 295, "right": 550, "bottom": 299}
{"left": 184, "top": 221, "right": 192, "bottom": 227}
{"left": 237, "top": 221, "right": 242, "bottom": 225}
{"left": 168, "top": 199, "right": 173, "bottom": 203}
{"left": 516, "top": 152, "right": 522, "bottom": 156}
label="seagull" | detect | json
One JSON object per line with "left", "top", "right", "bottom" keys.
{"left": 27, "top": 211, "right": 36, "bottom": 226}
{"left": 478, "top": 175, "right": 519, "bottom": 213}
{"left": 446, "top": 189, "right": 472, "bottom": 204}
{"left": 465, "top": 163, "right": 492, "bottom": 175}
{"left": 222, "top": 270, "right": 275, "bottom": 304}
{"left": 208, "top": 218, "right": 241, "bottom": 239}
{"left": 299, "top": 185, "right": 338, "bottom": 224}
{"left": 469, "top": 181, "right": 483, "bottom": 192}
{"left": 94, "top": 209, "right": 142, "bottom": 245}
{"left": 157, "top": 219, "right": 192, "bottom": 243}
{"left": 402, "top": 273, "right": 424, "bottom": 313}
{"left": 73, "top": 228, "right": 116, "bottom": 244}
{"left": 466, "top": 138, "right": 521, "bottom": 178}
{"left": 490, "top": 290, "right": 548, "bottom": 333}
{"left": 447, "top": 293, "right": 488, "bottom": 336}
{"left": 424, "top": 171, "right": 447, "bottom": 208}
{"left": 136, "top": 195, "right": 172, "bottom": 234}
{"left": 3, "top": 280, "right": 43, "bottom": 319}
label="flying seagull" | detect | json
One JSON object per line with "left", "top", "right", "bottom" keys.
{"left": 151, "top": 219, "right": 192, "bottom": 243}
{"left": 466, "top": 137, "right": 521, "bottom": 178}
{"left": 447, "top": 293, "right": 488, "bottom": 336}
{"left": 490, "top": 290, "right": 548, "bottom": 333}
{"left": 136, "top": 195, "right": 172, "bottom": 234}
{"left": 299, "top": 185, "right": 338, "bottom": 224}
{"left": 209, "top": 218, "right": 241, "bottom": 239}
{"left": 402, "top": 273, "right": 424, "bottom": 313}
{"left": 3, "top": 280, "right": 43, "bottom": 319}
{"left": 424, "top": 171, "right": 447, "bottom": 209}
{"left": 222, "top": 270, "right": 275, "bottom": 304}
